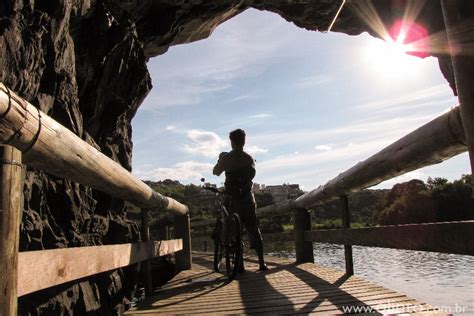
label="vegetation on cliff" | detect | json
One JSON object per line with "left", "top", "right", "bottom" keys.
{"left": 135, "top": 175, "right": 473, "bottom": 235}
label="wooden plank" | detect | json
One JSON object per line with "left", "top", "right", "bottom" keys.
{"left": 125, "top": 253, "right": 430, "bottom": 315}
{"left": 131, "top": 290, "right": 411, "bottom": 314}
{"left": 0, "top": 146, "right": 23, "bottom": 316}
{"left": 155, "top": 276, "right": 375, "bottom": 298}
{"left": 0, "top": 83, "right": 188, "bottom": 215}
{"left": 258, "top": 106, "right": 467, "bottom": 214}
{"left": 17, "top": 239, "right": 182, "bottom": 297}
{"left": 136, "top": 291, "right": 406, "bottom": 314}
{"left": 152, "top": 282, "right": 384, "bottom": 303}
{"left": 125, "top": 253, "right": 433, "bottom": 315}
{"left": 132, "top": 291, "right": 426, "bottom": 315}
{"left": 304, "top": 221, "right": 474, "bottom": 255}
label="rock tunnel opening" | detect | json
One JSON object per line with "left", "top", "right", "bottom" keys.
{"left": 131, "top": 8, "right": 470, "bottom": 190}
{"left": 2, "top": 1, "right": 472, "bottom": 314}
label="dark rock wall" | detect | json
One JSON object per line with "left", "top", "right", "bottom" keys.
{"left": 1, "top": 0, "right": 145, "bottom": 314}
{"left": 0, "top": 0, "right": 472, "bottom": 314}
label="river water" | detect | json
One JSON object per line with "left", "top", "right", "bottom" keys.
{"left": 193, "top": 236, "right": 474, "bottom": 313}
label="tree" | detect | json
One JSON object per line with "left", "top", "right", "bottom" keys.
{"left": 254, "top": 192, "right": 274, "bottom": 208}
{"left": 376, "top": 180, "right": 437, "bottom": 225}
{"left": 375, "top": 175, "right": 473, "bottom": 225}
{"left": 430, "top": 174, "right": 473, "bottom": 221}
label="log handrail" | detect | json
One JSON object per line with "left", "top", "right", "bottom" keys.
{"left": 258, "top": 106, "right": 467, "bottom": 214}
{"left": 0, "top": 83, "right": 188, "bottom": 215}
{"left": 0, "top": 83, "right": 193, "bottom": 314}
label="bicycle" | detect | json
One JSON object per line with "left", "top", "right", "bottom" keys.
{"left": 201, "top": 184, "right": 242, "bottom": 280}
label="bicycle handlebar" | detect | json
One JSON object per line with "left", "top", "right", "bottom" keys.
{"left": 202, "top": 186, "right": 225, "bottom": 194}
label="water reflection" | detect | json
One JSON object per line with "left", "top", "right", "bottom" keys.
{"left": 268, "top": 240, "right": 474, "bottom": 313}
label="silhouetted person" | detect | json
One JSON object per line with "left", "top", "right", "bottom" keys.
{"left": 213, "top": 129, "right": 268, "bottom": 271}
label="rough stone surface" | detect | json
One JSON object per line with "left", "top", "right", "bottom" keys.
{"left": 0, "top": 0, "right": 473, "bottom": 314}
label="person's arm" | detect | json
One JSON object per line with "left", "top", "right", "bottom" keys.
{"left": 212, "top": 162, "right": 223, "bottom": 176}
{"left": 213, "top": 152, "right": 229, "bottom": 176}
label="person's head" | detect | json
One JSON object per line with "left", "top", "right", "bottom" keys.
{"left": 229, "top": 129, "right": 246, "bottom": 149}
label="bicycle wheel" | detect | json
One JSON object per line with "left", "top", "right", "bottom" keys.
{"left": 212, "top": 219, "right": 223, "bottom": 272}
{"left": 225, "top": 213, "right": 242, "bottom": 279}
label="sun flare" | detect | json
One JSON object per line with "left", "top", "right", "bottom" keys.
{"left": 364, "top": 37, "right": 420, "bottom": 80}
{"left": 351, "top": 1, "right": 435, "bottom": 81}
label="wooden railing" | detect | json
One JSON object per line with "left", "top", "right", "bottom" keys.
{"left": 0, "top": 83, "right": 192, "bottom": 315}
{"left": 257, "top": 106, "right": 473, "bottom": 272}
{"left": 190, "top": 104, "right": 473, "bottom": 275}
{"left": 248, "top": 0, "right": 474, "bottom": 273}
{"left": 191, "top": 1, "right": 474, "bottom": 270}
{"left": 17, "top": 240, "right": 183, "bottom": 297}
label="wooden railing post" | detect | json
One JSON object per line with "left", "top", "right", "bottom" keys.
{"left": 0, "top": 146, "right": 23, "bottom": 316}
{"left": 140, "top": 208, "right": 153, "bottom": 296}
{"left": 293, "top": 208, "right": 314, "bottom": 263}
{"left": 340, "top": 195, "right": 354, "bottom": 275}
{"left": 441, "top": 0, "right": 474, "bottom": 192}
{"left": 174, "top": 213, "right": 192, "bottom": 270}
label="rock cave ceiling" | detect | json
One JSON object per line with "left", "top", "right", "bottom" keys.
{"left": 109, "top": 0, "right": 473, "bottom": 93}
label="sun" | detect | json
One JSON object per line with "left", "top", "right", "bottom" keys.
{"left": 364, "top": 36, "right": 420, "bottom": 80}
{"left": 363, "top": 18, "right": 430, "bottom": 82}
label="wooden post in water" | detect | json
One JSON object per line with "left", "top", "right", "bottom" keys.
{"left": 441, "top": 0, "right": 474, "bottom": 190}
{"left": 293, "top": 208, "right": 314, "bottom": 263}
{"left": 174, "top": 213, "right": 192, "bottom": 270}
{"left": 340, "top": 195, "right": 354, "bottom": 275}
{"left": 140, "top": 208, "right": 152, "bottom": 296}
{"left": 0, "top": 145, "right": 23, "bottom": 316}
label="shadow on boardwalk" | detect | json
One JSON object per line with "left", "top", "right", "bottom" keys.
{"left": 130, "top": 253, "right": 383, "bottom": 314}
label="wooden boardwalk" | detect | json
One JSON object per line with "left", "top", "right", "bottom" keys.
{"left": 125, "top": 252, "right": 440, "bottom": 315}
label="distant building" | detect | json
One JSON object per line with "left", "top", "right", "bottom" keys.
{"left": 252, "top": 183, "right": 265, "bottom": 194}
{"left": 254, "top": 183, "right": 302, "bottom": 203}
{"left": 201, "top": 183, "right": 217, "bottom": 196}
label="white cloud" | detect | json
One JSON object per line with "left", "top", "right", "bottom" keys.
{"left": 183, "top": 129, "right": 227, "bottom": 158}
{"left": 219, "top": 113, "right": 275, "bottom": 131}
{"left": 252, "top": 113, "right": 434, "bottom": 150}
{"left": 134, "top": 161, "right": 213, "bottom": 182}
{"left": 355, "top": 83, "right": 455, "bottom": 112}
{"left": 253, "top": 106, "right": 448, "bottom": 188}
{"left": 165, "top": 125, "right": 176, "bottom": 131}
{"left": 225, "top": 93, "right": 258, "bottom": 104}
{"left": 315, "top": 144, "right": 332, "bottom": 151}
{"left": 143, "top": 9, "right": 295, "bottom": 109}
{"left": 259, "top": 140, "right": 387, "bottom": 173}
{"left": 246, "top": 145, "right": 268, "bottom": 155}
{"left": 295, "top": 75, "right": 332, "bottom": 88}
{"left": 249, "top": 113, "right": 272, "bottom": 119}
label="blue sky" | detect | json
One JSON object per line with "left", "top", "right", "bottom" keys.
{"left": 131, "top": 9, "right": 469, "bottom": 190}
